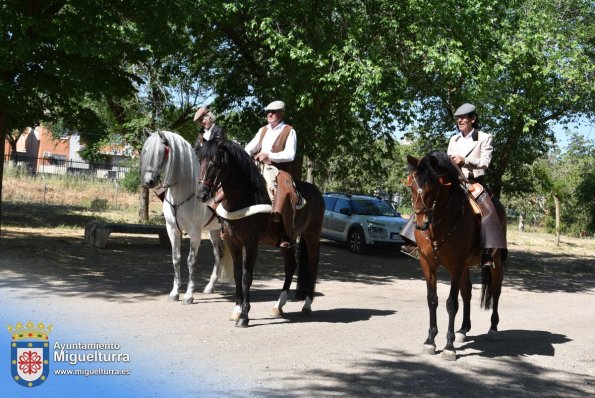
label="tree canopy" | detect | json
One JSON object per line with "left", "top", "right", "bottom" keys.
{"left": 2, "top": 0, "right": 593, "bottom": 232}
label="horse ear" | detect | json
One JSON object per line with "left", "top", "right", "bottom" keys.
{"left": 428, "top": 154, "right": 439, "bottom": 169}
{"left": 158, "top": 130, "right": 168, "bottom": 145}
{"left": 406, "top": 155, "right": 419, "bottom": 171}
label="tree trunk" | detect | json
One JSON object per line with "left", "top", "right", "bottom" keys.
{"left": 554, "top": 195, "right": 561, "bottom": 246}
{"left": 139, "top": 186, "right": 149, "bottom": 222}
{"left": 292, "top": 153, "right": 304, "bottom": 181}
{"left": 305, "top": 156, "right": 314, "bottom": 184}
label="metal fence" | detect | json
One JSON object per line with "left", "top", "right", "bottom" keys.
{"left": 3, "top": 154, "right": 131, "bottom": 180}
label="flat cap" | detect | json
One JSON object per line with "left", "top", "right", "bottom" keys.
{"left": 264, "top": 100, "right": 285, "bottom": 112}
{"left": 454, "top": 103, "right": 476, "bottom": 116}
{"left": 193, "top": 107, "right": 209, "bottom": 122}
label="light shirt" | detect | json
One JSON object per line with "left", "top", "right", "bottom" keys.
{"left": 203, "top": 126, "right": 213, "bottom": 141}
{"left": 245, "top": 121, "right": 297, "bottom": 163}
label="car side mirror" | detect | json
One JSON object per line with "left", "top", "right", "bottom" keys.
{"left": 339, "top": 207, "right": 352, "bottom": 216}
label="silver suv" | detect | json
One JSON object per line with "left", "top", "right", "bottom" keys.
{"left": 322, "top": 193, "right": 407, "bottom": 254}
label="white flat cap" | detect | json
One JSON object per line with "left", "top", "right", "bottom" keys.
{"left": 264, "top": 100, "right": 285, "bottom": 112}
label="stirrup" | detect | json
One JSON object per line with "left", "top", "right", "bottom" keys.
{"left": 481, "top": 249, "right": 495, "bottom": 268}
{"left": 401, "top": 245, "right": 419, "bottom": 260}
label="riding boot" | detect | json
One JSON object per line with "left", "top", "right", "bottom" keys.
{"left": 481, "top": 248, "right": 495, "bottom": 268}
{"left": 273, "top": 171, "right": 296, "bottom": 246}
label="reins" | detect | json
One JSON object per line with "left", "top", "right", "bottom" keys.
{"left": 157, "top": 135, "right": 198, "bottom": 235}
{"left": 409, "top": 172, "right": 464, "bottom": 264}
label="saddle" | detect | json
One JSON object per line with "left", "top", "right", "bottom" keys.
{"left": 465, "top": 182, "right": 483, "bottom": 217}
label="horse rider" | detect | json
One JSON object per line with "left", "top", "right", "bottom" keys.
{"left": 400, "top": 103, "right": 506, "bottom": 268}
{"left": 244, "top": 100, "right": 301, "bottom": 248}
{"left": 152, "top": 106, "right": 225, "bottom": 202}
{"left": 192, "top": 106, "right": 226, "bottom": 156}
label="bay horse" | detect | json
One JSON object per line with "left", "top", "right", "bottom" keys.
{"left": 406, "top": 151, "right": 506, "bottom": 360}
{"left": 195, "top": 138, "right": 324, "bottom": 327}
{"left": 140, "top": 130, "right": 232, "bottom": 304}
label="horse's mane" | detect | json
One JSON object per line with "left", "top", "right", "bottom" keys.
{"left": 199, "top": 139, "right": 270, "bottom": 204}
{"left": 141, "top": 130, "right": 198, "bottom": 189}
{"left": 417, "top": 150, "right": 465, "bottom": 187}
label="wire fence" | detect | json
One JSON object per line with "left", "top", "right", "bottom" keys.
{"left": 3, "top": 154, "right": 131, "bottom": 180}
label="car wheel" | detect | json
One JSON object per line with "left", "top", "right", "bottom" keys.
{"left": 348, "top": 228, "right": 366, "bottom": 254}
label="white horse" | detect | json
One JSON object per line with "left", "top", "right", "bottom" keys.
{"left": 140, "top": 130, "right": 232, "bottom": 304}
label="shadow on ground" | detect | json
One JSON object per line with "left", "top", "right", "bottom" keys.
{"left": 259, "top": 343, "right": 591, "bottom": 397}
{"left": 0, "top": 202, "right": 593, "bottom": 302}
{"left": 1, "top": 229, "right": 593, "bottom": 302}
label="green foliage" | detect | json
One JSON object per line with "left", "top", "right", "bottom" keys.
{"left": 2, "top": 0, "right": 593, "bottom": 227}
{"left": 119, "top": 158, "right": 141, "bottom": 194}
{"left": 504, "top": 132, "right": 595, "bottom": 235}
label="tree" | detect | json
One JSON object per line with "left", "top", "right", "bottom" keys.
{"left": 0, "top": 0, "right": 156, "bottom": 229}
{"left": 505, "top": 132, "right": 595, "bottom": 239}
{"left": 375, "top": 0, "right": 594, "bottom": 198}
{"left": 188, "top": 1, "right": 412, "bottom": 181}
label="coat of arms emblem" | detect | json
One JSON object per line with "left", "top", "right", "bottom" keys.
{"left": 8, "top": 321, "right": 52, "bottom": 387}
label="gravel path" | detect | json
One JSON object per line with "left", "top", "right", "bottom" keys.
{"left": 0, "top": 228, "right": 593, "bottom": 397}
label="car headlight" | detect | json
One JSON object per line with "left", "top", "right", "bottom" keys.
{"left": 367, "top": 221, "right": 385, "bottom": 233}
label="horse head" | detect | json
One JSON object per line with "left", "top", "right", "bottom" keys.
{"left": 406, "top": 152, "right": 456, "bottom": 231}
{"left": 140, "top": 131, "right": 170, "bottom": 189}
{"left": 196, "top": 139, "right": 227, "bottom": 202}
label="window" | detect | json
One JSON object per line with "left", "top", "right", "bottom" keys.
{"left": 323, "top": 196, "right": 337, "bottom": 211}
{"left": 333, "top": 198, "right": 350, "bottom": 213}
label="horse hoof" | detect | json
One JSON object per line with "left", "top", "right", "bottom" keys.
{"left": 168, "top": 294, "right": 179, "bottom": 302}
{"left": 487, "top": 329, "right": 499, "bottom": 340}
{"left": 203, "top": 286, "right": 214, "bottom": 294}
{"left": 182, "top": 296, "right": 194, "bottom": 305}
{"left": 455, "top": 332, "right": 467, "bottom": 343}
{"left": 441, "top": 349, "right": 457, "bottom": 361}
{"left": 271, "top": 307, "right": 284, "bottom": 317}
{"left": 235, "top": 318, "right": 249, "bottom": 328}
{"left": 301, "top": 307, "right": 312, "bottom": 316}
{"left": 230, "top": 312, "right": 240, "bottom": 321}
{"left": 422, "top": 344, "right": 436, "bottom": 355}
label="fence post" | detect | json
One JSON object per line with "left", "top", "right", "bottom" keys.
{"left": 114, "top": 179, "right": 119, "bottom": 209}
{"left": 41, "top": 173, "right": 47, "bottom": 206}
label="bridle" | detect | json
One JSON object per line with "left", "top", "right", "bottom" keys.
{"left": 407, "top": 173, "right": 444, "bottom": 231}
{"left": 197, "top": 149, "right": 225, "bottom": 195}
{"left": 407, "top": 168, "right": 464, "bottom": 264}
{"left": 152, "top": 134, "right": 177, "bottom": 191}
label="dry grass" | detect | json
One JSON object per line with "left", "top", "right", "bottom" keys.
{"left": 2, "top": 174, "right": 164, "bottom": 226}
{"left": 507, "top": 229, "right": 594, "bottom": 256}
{"left": 2, "top": 173, "right": 594, "bottom": 266}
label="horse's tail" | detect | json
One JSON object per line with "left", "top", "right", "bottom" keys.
{"left": 217, "top": 239, "right": 234, "bottom": 283}
{"left": 480, "top": 267, "right": 493, "bottom": 310}
{"left": 295, "top": 236, "right": 320, "bottom": 301}
{"left": 480, "top": 248, "right": 507, "bottom": 309}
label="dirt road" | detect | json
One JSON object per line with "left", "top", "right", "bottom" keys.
{"left": 1, "top": 227, "right": 593, "bottom": 397}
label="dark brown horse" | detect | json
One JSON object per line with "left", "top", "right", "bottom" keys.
{"left": 195, "top": 139, "right": 324, "bottom": 327}
{"left": 406, "top": 151, "right": 506, "bottom": 360}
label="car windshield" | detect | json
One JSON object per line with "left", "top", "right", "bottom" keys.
{"left": 351, "top": 199, "right": 398, "bottom": 217}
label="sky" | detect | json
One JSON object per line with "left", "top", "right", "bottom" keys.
{"left": 550, "top": 119, "right": 594, "bottom": 149}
